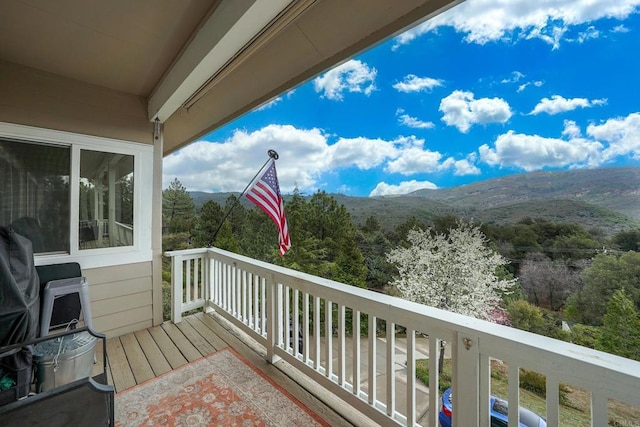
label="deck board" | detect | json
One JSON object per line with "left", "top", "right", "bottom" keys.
{"left": 106, "top": 337, "right": 136, "bottom": 392}
{"left": 134, "top": 329, "right": 172, "bottom": 376}
{"left": 147, "top": 325, "right": 188, "bottom": 369}
{"left": 161, "top": 322, "right": 202, "bottom": 362}
{"left": 184, "top": 314, "right": 229, "bottom": 350}
{"left": 120, "top": 333, "right": 155, "bottom": 384}
{"left": 175, "top": 319, "right": 216, "bottom": 355}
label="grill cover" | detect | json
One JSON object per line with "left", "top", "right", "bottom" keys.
{"left": 0, "top": 226, "right": 39, "bottom": 346}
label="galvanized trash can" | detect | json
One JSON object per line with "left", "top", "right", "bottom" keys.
{"left": 32, "top": 331, "right": 97, "bottom": 392}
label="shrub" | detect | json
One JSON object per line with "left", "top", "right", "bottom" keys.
{"left": 520, "top": 368, "right": 571, "bottom": 405}
{"left": 415, "top": 359, "right": 451, "bottom": 392}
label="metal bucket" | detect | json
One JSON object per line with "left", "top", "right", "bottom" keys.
{"left": 33, "top": 331, "right": 97, "bottom": 392}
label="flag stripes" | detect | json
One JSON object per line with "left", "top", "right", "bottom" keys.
{"left": 245, "top": 159, "right": 290, "bottom": 256}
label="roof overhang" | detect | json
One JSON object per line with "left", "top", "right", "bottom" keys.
{"left": 0, "top": 0, "right": 463, "bottom": 156}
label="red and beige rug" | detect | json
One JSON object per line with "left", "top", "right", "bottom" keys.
{"left": 115, "top": 347, "right": 329, "bottom": 426}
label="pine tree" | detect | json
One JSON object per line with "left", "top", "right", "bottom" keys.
{"left": 597, "top": 289, "right": 640, "bottom": 361}
{"left": 162, "top": 178, "right": 195, "bottom": 234}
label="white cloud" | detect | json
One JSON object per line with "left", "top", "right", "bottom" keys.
{"left": 529, "top": 95, "right": 607, "bottom": 115}
{"left": 439, "top": 90, "right": 513, "bottom": 133}
{"left": 385, "top": 147, "right": 445, "bottom": 175}
{"left": 163, "top": 125, "right": 329, "bottom": 193}
{"left": 453, "top": 154, "right": 482, "bottom": 175}
{"left": 501, "top": 71, "right": 524, "bottom": 84}
{"left": 313, "top": 60, "right": 377, "bottom": 100}
{"left": 393, "top": 0, "right": 640, "bottom": 49}
{"left": 516, "top": 79, "right": 544, "bottom": 93}
{"left": 479, "top": 112, "right": 640, "bottom": 171}
{"left": 327, "top": 136, "right": 400, "bottom": 169}
{"left": 393, "top": 74, "right": 444, "bottom": 92}
{"left": 587, "top": 112, "right": 640, "bottom": 161}
{"left": 576, "top": 26, "right": 600, "bottom": 43}
{"left": 562, "top": 120, "right": 582, "bottom": 138}
{"left": 396, "top": 109, "right": 435, "bottom": 129}
{"left": 479, "top": 130, "right": 603, "bottom": 171}
{"left": 369, "top": 180, "right": 438, "bottom": 196}
{"left": 612, "top": 24, "right": 630, "bottom": 33}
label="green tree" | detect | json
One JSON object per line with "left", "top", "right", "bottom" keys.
{"left": 192, "top": 200, "right": 224, "bottom": 247}
{"left": 596, "top": 289, "right": 640, "bottom": 361}
{"left": 612, "top": 229, "right": 640, "bottom": 252}
{"left": 566, "top": 251, "right": 640, "bottom": 325}
{"left": 162, "top": 178, "right": 195, "bottom": 234}
{"left": 506, "top": 300, "right": 546, "bottom": 334}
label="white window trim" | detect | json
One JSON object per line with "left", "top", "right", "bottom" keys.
{"left": 0, "top": 121, "right": 153, "bottom": 269}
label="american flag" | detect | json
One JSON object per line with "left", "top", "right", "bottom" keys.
{"left": 245, "top": 159, "right": 290, "bottom": 256}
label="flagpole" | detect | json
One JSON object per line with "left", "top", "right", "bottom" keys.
{"left": 207, "top": 150, "right": 279, "bottom": 247}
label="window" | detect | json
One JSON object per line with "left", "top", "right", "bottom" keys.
{"left": 79, "top": 150, "right": 134, "bottom": 249}
{"left": 0, "top": 122, "right": 153, "bottom": 268}
{"left": 0, "top": 139, "right": 70, "bottom": 253}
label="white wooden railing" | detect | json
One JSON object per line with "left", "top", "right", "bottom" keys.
{"left": 165, "top": 247, "right": 640, "bottom": 427}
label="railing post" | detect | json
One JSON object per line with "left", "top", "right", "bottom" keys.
{"left": 171, "top": 253, "right": 183, "bottom": 323}
{"left": 452, "top": 334, "right": 480, "bottom": 426}
{"left": 266, "top": 274, "right": 281, "bottom": 363}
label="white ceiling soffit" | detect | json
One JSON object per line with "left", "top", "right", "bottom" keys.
{"left": 148, "top": 0, "right": 310, "bottom": 123}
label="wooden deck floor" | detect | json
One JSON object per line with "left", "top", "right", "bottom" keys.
{"left": 94, "top": 312, "right": 357, "bottom": 426}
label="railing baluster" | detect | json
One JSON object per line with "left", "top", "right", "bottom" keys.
{"left": 193, "top": 257, "right": 200, "bottom": 300}
{"left": 325, "top": 300, "right": 333, "bottom": 379}
{"left": 386, "top": 321, "right": 395, "bottom": 417}
{"left": 428, "top": 338, "right": 439, "bottom": 427}
{"left": 368, "top": 314, "right": 377, "bottom": 405}
{"left": 352, "top": 309, "right": 361, "bottom": 397}
{"left": 293, "top": 289, "right": 300, "bottom": 356}
{"left": 284, "top": 285, "right": 290, "bottom": 351}
{"left": 185, "top": 258, "right": 192, "bottom": 304}
{"left": 303, "top": 291, "right": 310, "bottom": 363}
{"left": 508, "top": 363, "right": 520, "bottom": 427}
{"left": 479, "top": 353, "right": 491, "bottom": 426}
{"left": 212, "top": 259, "right": 218, "bottom": 306}
{"left": 406, "top": 328, "right": 416, "bottom": 427}
{"left": 314, "top": 295, "right": 321, "bottom": 370}
{"left": 592, "top": 392, "right": 608, "bottom": 427}
{"left": 546, "top": 375, "right": 560, "bottom": 427}
{"left": 260, "top": 277, "right": 267, "bottom": 336}
{"left": 242, "top": 270, "right": 248, "bottom": 323}
{"left": 338, "top": 304, "right": 345, "bottom": 386}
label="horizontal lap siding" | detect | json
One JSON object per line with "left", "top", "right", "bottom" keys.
{"left": 84, "top": 261, "right": 154, "bottom": 338}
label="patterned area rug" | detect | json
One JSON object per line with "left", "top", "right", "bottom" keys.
{"left": 115, "top": 347, "right": 329, "bottom": 426}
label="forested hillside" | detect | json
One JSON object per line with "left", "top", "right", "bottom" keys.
{"left": 164, "top": 168, "right": 640, "bottom": 363}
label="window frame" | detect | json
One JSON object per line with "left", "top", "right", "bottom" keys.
{"left": 0, "top": 121, "right": 153, "bottom": 269}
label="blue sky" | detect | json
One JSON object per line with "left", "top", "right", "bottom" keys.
{"left": 163, "top": 0, "right": 640, "bottom": 197}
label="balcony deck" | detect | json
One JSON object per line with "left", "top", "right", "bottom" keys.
{"left": 95, "top": 311, "right": 361, "bottom": 426}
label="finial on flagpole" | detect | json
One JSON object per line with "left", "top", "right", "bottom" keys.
{"left": 268, "top": 149, "right": 279, "bottom": 160}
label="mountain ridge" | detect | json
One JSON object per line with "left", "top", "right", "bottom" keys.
{"left": 189, "top": 167, "right": 640, "bottom": 234}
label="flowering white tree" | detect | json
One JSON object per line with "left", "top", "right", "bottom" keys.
{"left": 387, "top": 222, "right": 516, "bottom": 321}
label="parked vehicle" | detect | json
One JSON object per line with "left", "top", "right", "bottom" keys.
{"left": 439, "top": 388, "right": 547, "bottom": 427}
